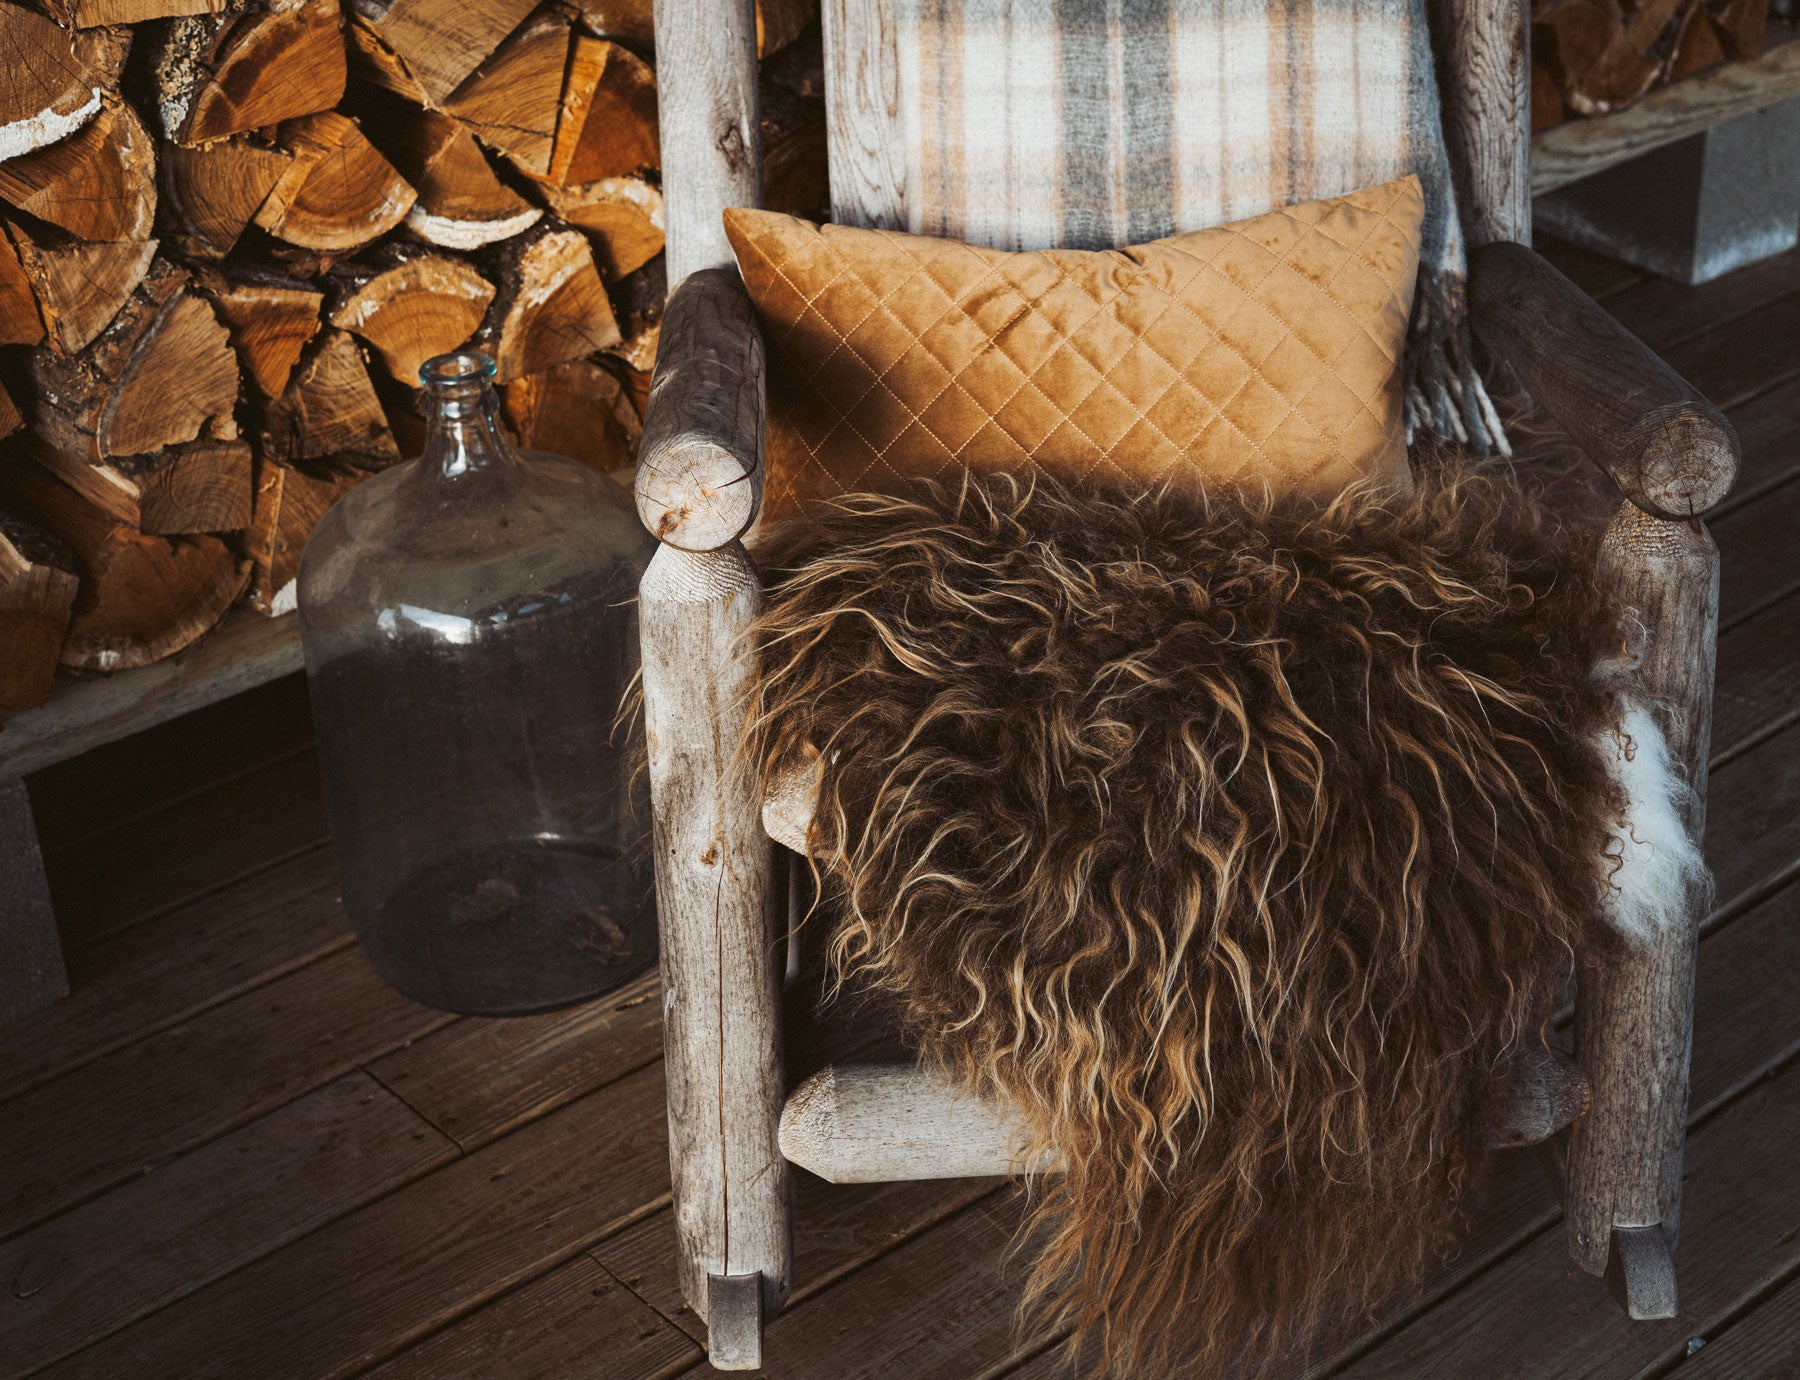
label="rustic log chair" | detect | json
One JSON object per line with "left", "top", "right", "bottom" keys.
{"left": 635, "top": 0, "right": 1738, "bottom": 1367}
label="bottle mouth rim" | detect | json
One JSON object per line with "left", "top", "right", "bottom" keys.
{"left": 421, "top": 351, "right": 498, "bottom": 386}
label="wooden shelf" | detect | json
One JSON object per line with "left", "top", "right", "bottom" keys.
{"left": 1533, "top": 29, "right": 1800, "bottom": 195}
{"left": 0, "top": 609, "right": 302, "bottom": 781}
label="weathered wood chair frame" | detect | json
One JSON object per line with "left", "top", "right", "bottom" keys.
{"left": 635, "top": 0, "right": 1739, "bottom": 1367}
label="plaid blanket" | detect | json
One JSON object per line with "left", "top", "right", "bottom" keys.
{"left": 883, "top": 0, "right": 1507, "bottom": 454}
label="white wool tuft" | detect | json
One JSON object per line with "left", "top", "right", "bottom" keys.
{"left": 1596, "top": 697, "right": 1710, "bottom": 946}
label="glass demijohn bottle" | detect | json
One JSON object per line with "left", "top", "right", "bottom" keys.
{"left": 297, "top": 351, "right": 658, "bottom": 1015}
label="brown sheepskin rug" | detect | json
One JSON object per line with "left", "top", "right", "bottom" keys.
{"left": 748, "top": 456, "right": 1636, "bottom": 1377}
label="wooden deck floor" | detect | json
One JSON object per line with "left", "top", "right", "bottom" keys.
{"left": 4, "top": 238, "right": 1799, "bottom": 1380}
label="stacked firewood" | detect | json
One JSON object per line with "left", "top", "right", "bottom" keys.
{"left": 1533, "top": 0, "right": 1771, "bottom": 127}
{"left": 0, "top": 0, "right": 826, "bottom": 710}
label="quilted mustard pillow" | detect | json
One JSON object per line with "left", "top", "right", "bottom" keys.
{"left": 724, "top": 176, "right": 1424, "bottom": 527}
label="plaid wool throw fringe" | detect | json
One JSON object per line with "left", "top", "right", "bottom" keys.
{"left": 889, "top": 0, "right": 1508, "bottom": 454}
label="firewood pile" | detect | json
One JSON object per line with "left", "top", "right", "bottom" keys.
{"left": 0, "top": 0, "right": 826, "bottom": 711}
{"left": 1533, "top": 0, "right": 1772, "bottom": 127}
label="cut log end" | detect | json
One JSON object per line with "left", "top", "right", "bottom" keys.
{"left": 704, "top": 1273, "right": 764, "bottom": 1372}
{"left": 1604, "top": 1224, "right": 1679, "bottom": 1320}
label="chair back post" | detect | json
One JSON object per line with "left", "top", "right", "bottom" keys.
{"left": 822, "top": 0, "right": 907, "bottom": 230}
{"left": 1431, "top": 0, "right": 1533, "bottom": 246}
{"left": 654, "top": 0, "right": 765, "bottom": 283}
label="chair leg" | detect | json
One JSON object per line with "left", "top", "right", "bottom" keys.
{"left": 1, "top": 776, "right": 68, "bottom": 1025}
{"left": 639, "top": 542, "right": 793, "bottom": 1364}
{"left": 1564, "top": 504, "right": 1717, "bottom": 1301}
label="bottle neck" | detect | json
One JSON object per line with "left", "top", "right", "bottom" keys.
{"left": 423, "top": 378, "right": 516, "bottom": 479}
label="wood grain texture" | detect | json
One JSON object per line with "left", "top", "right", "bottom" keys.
{"left": 0, "top": 607, "right": 299, "bottom": 790}
{"left": 639, "top": 540, "right": 792, "bottom": 1322}
{"left": 1471, "top": 241, "right": 1739, "bottom": 517}
{"left": 635, "top": 267, "right": 766, "bottom": 550}
{"left": 39, "top": 1063, "right": 673, "bottom": 1380}
{"left": 0, "top": 776, "right": 67, "bottom": 1024}
{"left": 1533, "top": 33, "right": 1800, "bottom": 194}
{"left": 822, "top": 0, "right": 907, "bottom": 230}
{"left": 1670, "top": 1270, "right": 1800, "bottom": 1378}
{"left": 1431, "top": 0, "right": 1532, "bottom": 246}
{"left": 653, "top": 0, "right": 762, "bottom": 281}
{"left": 0, "top": 1072, "right": 455, "bottom": 1373}
{"left": 1568, "top": 507, "right": 1718, "bottom": 1277}
{"left": 0, "top": 945, "right": 450, "bottom": 1239}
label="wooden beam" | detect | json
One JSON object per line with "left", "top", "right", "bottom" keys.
{"left": 1533, "top": 34, "right": 1800, "bottom": 195}
{"left": 635, "top": 268, "right": 765, "bottom": 550}
{"left": 1469, "top": 241, "right": 1738, "bottom": 517}
{"left": 653, "top": 0, "right": 762, "bottom": 281}
{"left": 639, "top": 541, "right": 792, "bottom": 1324}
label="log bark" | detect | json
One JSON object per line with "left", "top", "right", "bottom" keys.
{"left": 0, "top": 8, "right": 123, "bottom": 162}
{"left": 0, "top": 460, "right": 245, "bottom": 671}
{"left": 2, "top": 221, "right": 155, "bottom": 354}
{"left": 351, "top": 93, "right": 540, "bottom": 250}
{"left": 0, "top": 93, "right": 155, "bottom": 242}
{"left": 639, "top": 539, "right": 792, "bottom": 1325}
{"left": 245, "top": 455, "right": 357, "bottom": 614}
{"left": 346, "top": 0, "right": 537, "bottom": 106}
{"left": 149, "top": 0, "right": 346, "bottom": 146}
{"left": 156, "top": 135, "right": 293, "bottom": 262}
{"left": 500, "top": 355, "right": 641, "bottom": 472}
{"left": 253, "top": 111, "right": 416, "bottom": 256}
{"left": 0, "top": 505, "right": 79, "bottom": 711}
{"left": 327, "top": 249, "right": 494, "bottom": 386}
{"left": 635, "top": 266, "right": 764, "bottom": 550}
{"left": 1469, "top": 241, "right": 1739, "bottom": 517}
{"left": 196, "top": 271, "right": 322, "bottom": 399}
{"left": 541, "top": 174, "right": 663, "bottom": 280}
{"left": 539, "top": 35, "right": 658, "bottom": 189}
{"left": 472, "top": 221, "right": 619, "bottom": 383}
{"left": 1565, "top": 504, "right": 1717, "bottom": 1277}
{"left": 439, "top": 7, "right": 569, "bottom": 180}
{"left": 24, "top": 259, "right": 239, "bottom": 466}
{"left": 654, "top": 0, "right": 762, "bottom": 282}
{"left": 261, "top": 327, "right": 398, "bottom": 471}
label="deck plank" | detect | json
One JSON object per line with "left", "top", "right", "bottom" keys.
{"left": 0, "top": 946, "right": 450, "bottom": 1239}
{"left": 1713, "top": 476, "right": 1800, "bottom": 631}
{"left": 1671, "top": 1271, "right": 1800, "bottom": 1379}
{"left": 1713, "top": 591, "right": 1800, "bottom": 764}
{"left": 366, "top": 970, "right": 664, "bottom": 1152}
{"left": 35, "top": 1062, "right": 671, "bottom": 1380}
{"left": 0, "top": 846, "right": 346, "bottom": 1102}
{"left": 0, "top": 1073, "right": 455, "bottom": 1373}
{"left": 1710, "top": 374, "right": 1800, "bottom": 518}
{"left": 1334, "top": 1054, "right": 1800, "bottom": 1379}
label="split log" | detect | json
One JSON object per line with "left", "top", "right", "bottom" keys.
{"left": 157, "top": 135, "right": 293, "bottom": 261}
{"left": 1708, "top": 0, "right": 1767, "bottom": 61}
{"left": 1539, "top": 0, "right": 1689, "bottom": 117}
{"left": 542, "top": 175, "right": 663, "bottom": 279}
{"left": 0, "top": 229, "right": 47, "bottom": 347}
{"left": 500, "top": 355, "right": 641, "bottom": 470}
{"left": 24, "top": 259, "right": 239, "bottom": 466}
{"left": 245, "top": 456, "right": 357, "bottom": 614}
{"left": 352, "top": 94, "right": 540, "bottom": 250}
{"left": 0, "top": 504, "right": 79, "bottom": 711}
{"left": 472, "top": 222, "right": 619, "bottom": 383}
{"left": 755, "top": 0, "right": 817, "bottom": 58}
{"left": 346, "top": 0, "right": 538, "bottom": 106}
{"left": 27, "top": 0, "right": 227, "bottom": 27}
{"left": 327, "top": 249, "right": 494, "bottom": 386}
{"left": 602, "top": 253, "right": 665, "bottom": 374}
{"left": 23, "top": 433, "right": 252, "bottom": 534}
{"left": 0, "top": 461, "right": 245, "bottom": 672}
{"left": 761, "top": 17, "right": 824, "bottom": 99}
{"left": 440, "top": 7, "right": 570, "bottom": 180}
{"left": 539, "top": 36, "right": 658, "bottom": 188}
{"left": 196, "top": 271, "right": 322, "bottom": 398}
{"left": 262, "top": 328, "right": 399, "bottom": 471}
{"left": 0, "top": 8, "right": 121, "bottom": 162}
{"left": 253, "top": 112, "right": 416, "bottom": 256}
{"left": 2, "top": 221, "right": 155, "bottom": 354}
{"left": 149, "top": 0, "right": 346, "bottom": 146}
{"left": 0, "top": 93, "right": 155, "bottom": 242}
{"left": 0, "top": 381, "right": 18, "bottom": 438}
{"left": 1665, "top": 0, "right": 1727, "bottom": 83}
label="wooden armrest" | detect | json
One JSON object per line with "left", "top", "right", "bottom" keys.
{"left": 635, "top": 266, "right": 766, "bottom": 551}
{"left": 1469, "top": 241, "right": 1738, "bottom": 518}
